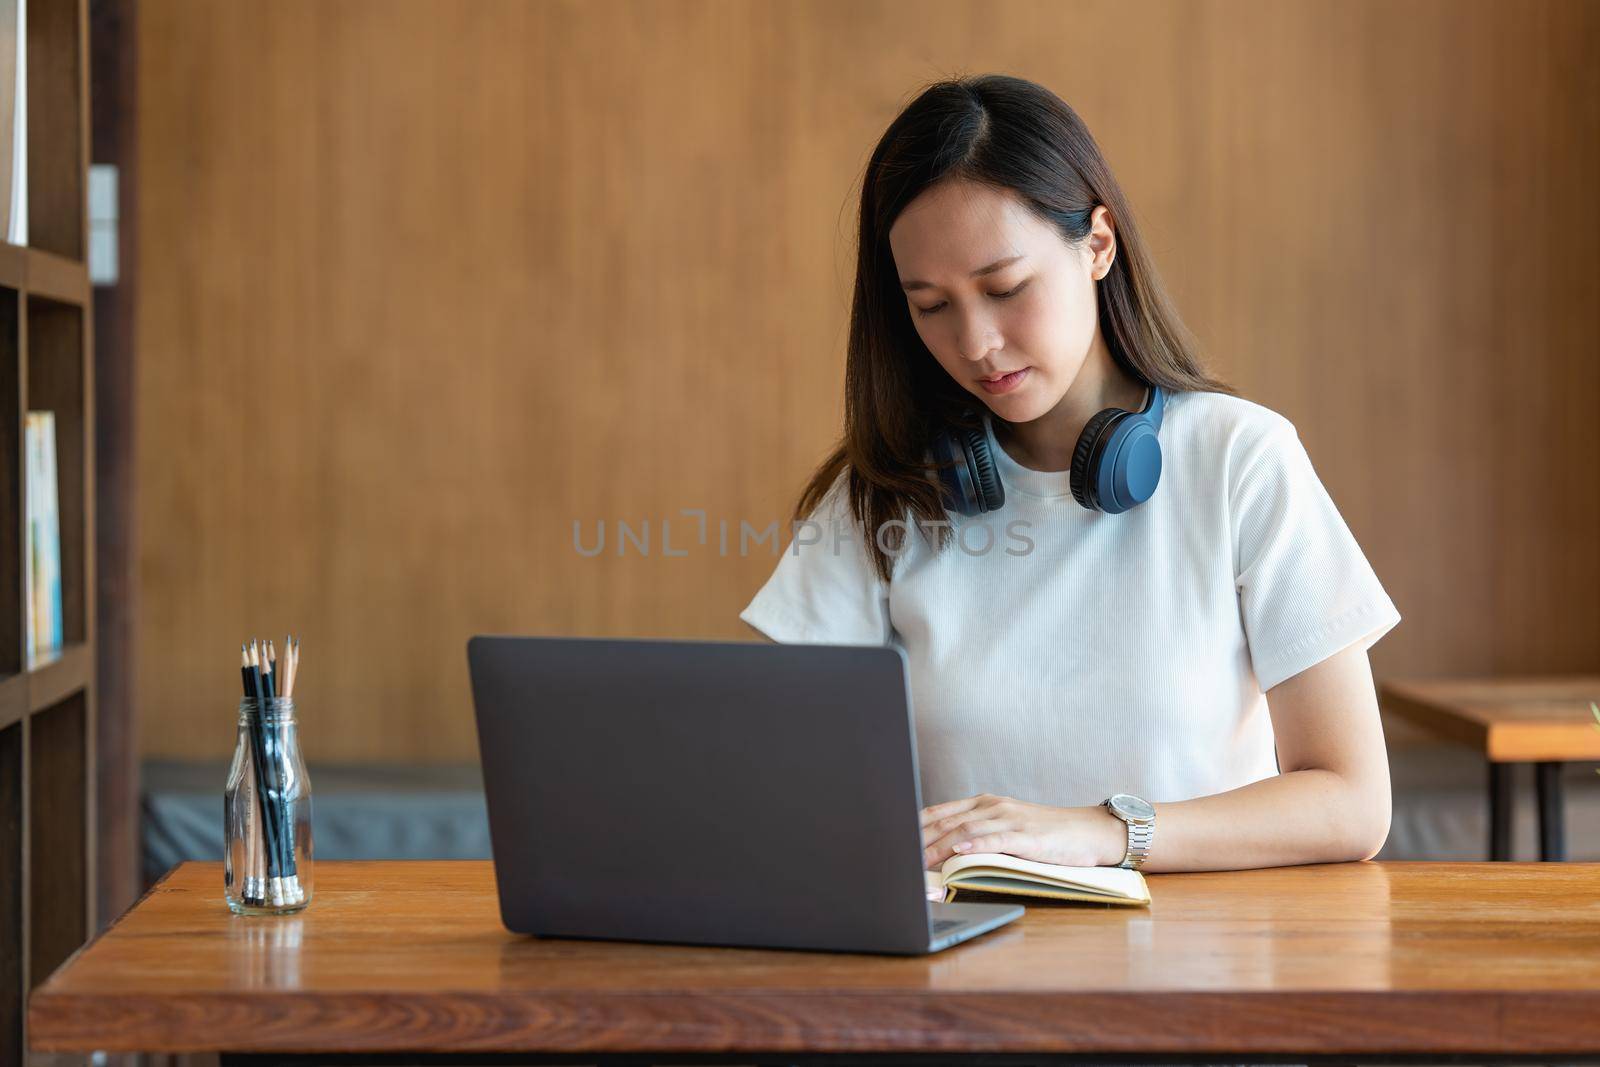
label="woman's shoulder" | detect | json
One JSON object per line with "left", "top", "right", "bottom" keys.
{"left": 1164, "top": 388, "right": 1299, "bottom": 459}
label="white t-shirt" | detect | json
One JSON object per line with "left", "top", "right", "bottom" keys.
{"left": 738, "top": 390, "right": 1401, "bottom": 809}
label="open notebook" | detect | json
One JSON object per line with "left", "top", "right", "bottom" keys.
{"left": 924, "top": 852, "right": 1151, "bottom": 906}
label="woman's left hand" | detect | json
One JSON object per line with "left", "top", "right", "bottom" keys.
{"left": 920, "top": 792, "right": 1127, "bottom": 870}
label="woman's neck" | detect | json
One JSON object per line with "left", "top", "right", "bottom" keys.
{"left": 992, "top": 339, "right": 1148, "bottom": 473}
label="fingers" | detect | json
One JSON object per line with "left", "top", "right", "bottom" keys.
{"left": 919, "top": 795, "right": 980, "bottom": 828}
{"left": 921, "top": 795, "right": 1010, "bottom": 845}
{"left": 919, "top": 792, "right": 993, "bottom": 829}
{"left": 923, "top": 817, "right": 1015, "bottom": 869}
{"left": 941, "top": 829, "right": 1022, "bottom": 866}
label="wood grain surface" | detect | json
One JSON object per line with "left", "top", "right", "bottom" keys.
{"left": 27, "top": 860, "right": 1600, "bottom": 1055}
{"left": 1382, "top": 676, "right": 1600, "bottom": 762}
{"left": 131, "top": 0, "right": 1600, "bottom": 764}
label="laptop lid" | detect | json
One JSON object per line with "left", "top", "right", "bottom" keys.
{"left": 466, "top": 634, "right": 937, "bottom": 954}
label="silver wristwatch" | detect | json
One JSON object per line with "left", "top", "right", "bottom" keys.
{"left": 1101, "top": 793, "right": 1156, "bottom": 870}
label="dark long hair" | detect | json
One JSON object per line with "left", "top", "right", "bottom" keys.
{"left": 795, "top": 73, "right": 1232, "bottom": 584}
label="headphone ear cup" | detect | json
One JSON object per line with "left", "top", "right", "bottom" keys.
{"left": 1100, "top": 421, "right": 1162, "bottom": 513}
{"left": 932, "top": 423, "right": 1005, "bottom": 516}
{"left": 931, "top": 428, "right": 974, "bottom": 516}
{"left": 962, "top": 426, "right": 1004, "bottom": 514}
{"left": 1069, "top": 408, "right": 1126, "bottom": 511}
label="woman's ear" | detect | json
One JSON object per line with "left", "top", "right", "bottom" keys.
{"left": 1087, "top": 204, "right": 1117, "bottom": 280}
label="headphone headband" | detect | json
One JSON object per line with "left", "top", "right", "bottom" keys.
{"left": 1137, "top": 382, "right": 1165, "bottom": 423}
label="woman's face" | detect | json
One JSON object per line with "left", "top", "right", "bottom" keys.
{"left": 887, "top": 178, "right": 1115, "bottom": 423}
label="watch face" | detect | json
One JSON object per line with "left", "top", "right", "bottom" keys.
{"left": 1110, "top": 793, "right": 1155, "bottom": 822}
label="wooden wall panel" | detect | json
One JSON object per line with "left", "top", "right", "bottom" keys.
{"left": 133, "top": 0, "right": 1600, "bottom": 763}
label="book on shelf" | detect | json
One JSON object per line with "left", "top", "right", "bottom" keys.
{"left": 0, "top": 0, "right": 23, "bottom": 245}
{"left": 25, "top": 410, "right": 63, "bottom": 667}
{"left": 924, "top": 852, "right": 1151, "bottom": 906}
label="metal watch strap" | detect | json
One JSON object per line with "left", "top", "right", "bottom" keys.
{"left": 1120, "top": 818, "right": 1154, "bottom": 870}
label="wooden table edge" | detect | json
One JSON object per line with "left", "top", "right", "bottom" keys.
{"left": 27, "top": 989, "right": 1600, "bottom": 1056}
{"left": 29, "top": 862, "right": 1600, "bottom": 1056}
{"left": 1380, "top": 681, "right": 1600, "bottom": 762}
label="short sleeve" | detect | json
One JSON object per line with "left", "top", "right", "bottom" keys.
{"left": 739, "top": 475, "right": 891, "bottom": 645}
{"left": 1231, "top": 420, "right": 1401, "bottom": 691}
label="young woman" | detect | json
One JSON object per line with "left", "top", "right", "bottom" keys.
{"left": 740, "top": 75, "right": 1400, "bottom": 875}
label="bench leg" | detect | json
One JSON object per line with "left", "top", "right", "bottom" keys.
{"left": 1489, "top": 762, "right": 1513, "bottom": 860}
{"left": 1536, "top": 761, "right": 1566, "bottom": 861}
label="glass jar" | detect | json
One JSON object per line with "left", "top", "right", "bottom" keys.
{"left": 224, "top": 696, "right": 313, "bottom": 914}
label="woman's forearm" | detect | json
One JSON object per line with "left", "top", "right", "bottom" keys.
{"left": 1094, "top": 767, "right": 1391, "bottom": 873}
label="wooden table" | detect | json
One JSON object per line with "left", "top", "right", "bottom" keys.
{"left": 1382, "top": 676, "right": 1600, "bottom": 861}
{"left": 26, "top": 860, "right": 1600, "bottom": 1064}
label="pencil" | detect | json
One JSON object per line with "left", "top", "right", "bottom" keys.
{"left": 239, "top": 645, "right": 265, "bottom": 906}
{"left": 250, "top": 639, "right": 280, "bottom": 904}
{"left": 261, "top": 642, "right": 305, "bottom": 902}
{"left": 261, "top": 643, "right": 276, "bottom": 700}
{"left": 289, "top": 635, "right": 300, "bottom": 697}
{"left": 284, "top": 634, "right": 297, "bottom": 698}
{"left": 245, "top": 757, "right": 260, "bottom": 903}
{"left": 260, "top": 642, "right": 293, "bottom": 901}
{"left": 243, "top": 643, "right": 283, "bottom": 904}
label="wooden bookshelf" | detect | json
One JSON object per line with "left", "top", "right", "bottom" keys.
{"left": 2, "top": 1, "right": 95, "bottom": 1064}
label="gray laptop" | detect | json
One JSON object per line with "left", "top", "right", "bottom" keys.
{"left": 466, "top": 634, "right": 1023, "bottom": 955}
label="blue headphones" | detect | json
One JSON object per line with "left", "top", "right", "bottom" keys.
{"left": 932, "top": 384, "right": 1166, "bottom": 516}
